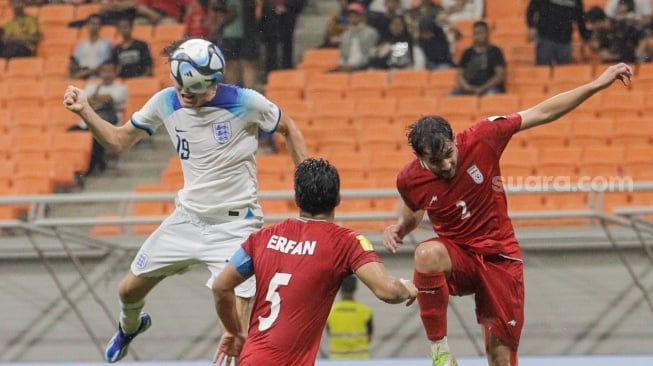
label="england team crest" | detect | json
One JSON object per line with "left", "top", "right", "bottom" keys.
{"left": 467, "top": 165, "right": 484, "bottom": 184}
{"left": 213, "top": 121, "right": 232, "bottom": 143}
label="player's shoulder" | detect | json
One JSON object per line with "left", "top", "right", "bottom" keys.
{"left": 207, "top": 84, "right": 272, "bottom": 110}
{"left": 397, "top": 157, "right": 426, "bottom": 186}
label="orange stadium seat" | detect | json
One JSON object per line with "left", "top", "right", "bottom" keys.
{"left": 545, "top": 192, "right": 589, "bottom": 211}
{"left": 311, "top": 98, "right": 355, "bottom": 130}
{"left": 318, "top": 126, "right": 360, "bottom": 154}
{"left": 492, "top": 18, "right": 530, "bottom": 45}
{"left": 325, "top": 151, "right": 370, "bottom": 181}
{"left": 359, "top": 124, "right": 404, "bottom": 153}
{"left": 426, "top": 68, "right": 458, "bottom": 97}
{"left": 11, "top": 133, "right": 51, "bottom": 161}
{"left": 161, "top": 157, "right": 183, "bottom": 189}
{"left": 298, "top": 49, "right": 340, "bottom": 72}
{"left": 578, "top": 146, "right": 625, "bottom": 178}
{"left": 5, "top": 79, "right": 43, "bottom": 108}
{"left": 0, "top": 108, "right": 10, "bottom": 134}
{"left": 485, "top": 1, "right": 527, "bottom": 19}
{"left": 346, "top": 70, "right": 388, "bottom": 99}
{"left": 304, "top": 73, "right": 350, "bottom": 101}
{"left": 437, "top": 95, "right": 479, "bottom": 127}
{"left": 565, "top": 93, "right": 601, "bottom": 120}
{"left": 5, "top": 57, "right": 44, "bottom": 80}
{"left": 393, "top": 96, "right": 439, "bottom": 127}
{"left": 257, "top": 153, "right": 294, "bottom": 182}
{"left": 623, "top": 145, "right": 653, "bottom": 179}
{"left": 550, "top": 64, "right": 594, "bottom": 91}
{"left": 476, "top": 94, "right": 520, "bottom": 119}
{"left": 598, "top": 90, "right": 645, "bottom": 119}
{"left": 385, "top": 69, "right": 428, "bottom": 98}
{"left": 571, "top": 117, "right": 614, "bottom": 146}
{"left": 500, "top": 147, "right": 538, "bottom": 177}
{"left": 41, "top": 56, "right": 72, "bottom": 80}
{"left": 351, "top": 97, "right": 396, "bottom": 127}
{"left": 152, "top": 24, "right": 185, "bottom": 44}
{"left": 611, "top": 118, "right": 653, "bottom": 146}
{"left": 10, "top": 107, "right": 48, "bottom": 135}
{"left": 507, "top": 65, "right": 551, "bottom": 94}
{"left": 506, "top": 44, "right": 536, "bottom": 67}
{"left": 536, "top": 146, "right": 582, "bottom": 177}
{"left": 74, "top": 3, "right": 101, "bottom": 22}
{"left": 131, "top": 25, "right": 154, "bottom": 41}
{"left": 122, "top": 77, "right": 161, "bottom": 98}
{"left": 276, "top": 100, "right": 312, "bottom": 129}
{"left": 368, "top": 151, "right": 412, "bottom": 182}
{"left": 90, "top": 215, "right": 123, "bottom": 237}
{"left": 265, "top": 69, "right": 308, "bottom": 101}
{"left": 38, "top": 4, "right": 75, "bottom": 28}
{"left": 50, "top": 131, "right": 93, "bottom": 173}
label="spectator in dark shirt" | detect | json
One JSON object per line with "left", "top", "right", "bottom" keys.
{"left": 413, "top": 16, "right": 453, "bottom": 70}
{"left": 527, "top": 0, "right": 591, "bottom": 65}
{"left": 450, "top": 20, "right": 505, "bottom": 95}
{"left": 259, "top": 0, "right": 306, "bottom": 74}
{"left": 112, "top": 17, "right": 153, "bottom": 78}
{"left": 585, "top": 6, "right": 646, "bottom": 63}
{"left": 368, "top": 0, "right": 404, "bottom": 39}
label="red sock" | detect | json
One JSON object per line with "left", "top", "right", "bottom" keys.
{"left": 413, "top": 270, "right": 449, "bottom": 341}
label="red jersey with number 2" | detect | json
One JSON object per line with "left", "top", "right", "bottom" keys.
{"left": 238, "top": 218, "right": 380, "bottom": 366}
{"left": 397, "top": 114, "right": 523, "bottom": 258}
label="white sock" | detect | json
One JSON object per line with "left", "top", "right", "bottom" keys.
{"left": 431, "top": 336, "right": 450, "bottom": 353}
{"left": 120, "top": 299, "right": 145, "bottom": 334}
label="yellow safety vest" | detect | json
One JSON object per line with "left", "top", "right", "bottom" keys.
{"left": 326, "top": 299, "right": 373, "bottom": 359}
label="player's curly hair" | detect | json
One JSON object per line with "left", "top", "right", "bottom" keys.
{"left": 294, "top": 158, "right": 340, "bottom": 215}
{"left": 407, "top": 115, "right": 454, "bottom": 158}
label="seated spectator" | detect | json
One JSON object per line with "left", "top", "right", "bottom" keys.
{"left": 70, "top": 14, "right": 113, "bottom": 80}
{"left": 368, "top": 0, "right": 405, "bottom": 39}
{"left": 332, "top": 3, "right": 380, "bottom": 72}
{"left": 605, "top": 0, "right": 651, "bottom": 24}
{"left": 585, "top": 6, "right": 646, "bottom": 63}
{"left": 100, "top": 0, "right": 139, "bottom": 25}
{"left": 112, "top": 17, "right": 153, "bottom": 78}
{"left": 413, "top": 16, "right": 453, "bottom": 70}
{"left": 322, "top": 0, "right": 350, "bottom": 48}
{"left": 136, "top": 0, "right": 191, "bottom": 25}
{"left": 450, "top": 20, "right": 505, "bottom": 96}
{"left": 368, "top": 0, "right": 412, "bottom": 13}
{"left": 0, "top": 0, "right": 41, "bottom": 59}
{"left": 259, "top": 0, "right": 306, "bottom": 74}
{"left": 70, "top": 60, "right": 128, "bottom": 174}
{"left": 405, "top": 0, "right": 443, "bottom": 40}
{"left": 370, "top": 15, "right": 413, "bottom": 69}
{"left": 184, "top": 0, "right": 223, "bottom": 40}
{"left": 439, "top": 0, "right": 483, "bottom": 24}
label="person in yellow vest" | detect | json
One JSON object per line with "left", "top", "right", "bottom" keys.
{"left": 326, "top": 275, "right": 374, "bottom": 359}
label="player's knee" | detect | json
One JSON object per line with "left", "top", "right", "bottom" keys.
{"left": 490, "top": 354, "right": 512, "bottom": 366}
{"left": 414, "top": 241, "right": 450, "bottom": 273}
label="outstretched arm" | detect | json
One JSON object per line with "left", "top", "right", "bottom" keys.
{"left": 518, "top": 63, "right": 632, "bottom": 132}
{"left": 382, "top": 199, "right": 425, "bottom": 253}
{"left": 355, "top": 262, "right": 417, "bottom": 305}
{"left": 63, "top": 85, "right": 148, "bottom": 153}
{"left": 275, "top": 112, "right": 308, "bottom": 165}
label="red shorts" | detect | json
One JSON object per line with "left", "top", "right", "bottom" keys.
{"left": 439, "top": 238, "right": 524, "bottom": 351}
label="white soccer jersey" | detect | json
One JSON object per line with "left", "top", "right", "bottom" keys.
{"left": 131, "top": 84, "right": 281, "bottom": 223}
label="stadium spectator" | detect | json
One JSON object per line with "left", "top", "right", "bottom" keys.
{"left": 136, "top": 0, "right": 190, "bottom": 25}
{"left": 70, "top": 13, "right": 113, "bottom": 80}
{"left": 368, "top": 0, "right": 412, "bottom": 13}
{"left": 184, "top": 0, "right": 225, "bottom": 41}
{"left": 332, "top": 3, "right": 380, "bottom": 72}
{"left": 368, "top": 0, "right": 405, "bottom": 39}
{"left": 326, "top": 276, "right": 374, "bottom": 359}
{"left": 0, "top": 0, "right": 41, "bottom": 59}
{"left": 370, "top": 14, "right": 413, "bottom": 69}
{"left": 586, "top": 6, "right": 646, "bottom": 63}
{"left": 212, "top": 158, "right": 417, "bottom": 366}
{"left": 405, "top": 0, "right": 443, "bottom": 40}
{"left": 112, "top": 17, "right": 153, "bottom": 78}
{"left": 527, "top": 0, "right": 591, "bottom": 65}
{"left": 70, "top": 60, "right": 128, "bottom": 174}
{"left": 413, "top": 16, "right": 454, "bottom": 70}
{"left": 439, "top": 0, "right": 483, "bottom": 24}
{"left": 100, "top": 0, "right": 138, "bottom": 25}
{"left": 63, "top": 38, "right": 307, "bottom": 363}
{"left": 222, "top": 0, "right": 259, "bottom": 88}
{"left": 605, "top": 0, "right": 651, "bottom": 24}
{"left": 322, "top": 0, "right": 351, "bottom": 48}
{"left": 383, "top": 62, "right": 633, "bottom": 366}
{"left": 259, "top": 0, "right": 306, "bottom": 74}
{"left": 450, "top": 20, "right": 505, "bottom": 96}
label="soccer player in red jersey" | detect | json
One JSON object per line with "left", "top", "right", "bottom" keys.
{"left": 382, "top": 63, "right": 633, "bottom": 366}
{"left": 212, "top": 158, "right": 418, "bottom": 366}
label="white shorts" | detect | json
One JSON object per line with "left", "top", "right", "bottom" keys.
{"left": 130, "top": 206, "right": 262, "bottom": 298}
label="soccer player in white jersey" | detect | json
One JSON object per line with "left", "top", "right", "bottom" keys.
{"left": 63, "top": 38, "right": 307, "bottom": 363}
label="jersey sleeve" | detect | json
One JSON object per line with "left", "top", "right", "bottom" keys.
{"left": 397, "top": 166, "right": 420, "bottom": 212}
{"left": 240, "top": 88, "right": 281, "bottom": 133}
{"left": 130, "top": 88, "right": 176, "bottom": 135}
{"left": 468, "top": 113, "right": 522, "bottom": 157}
{"left": 341, "top": 231, "right": 382, "bottom": 272}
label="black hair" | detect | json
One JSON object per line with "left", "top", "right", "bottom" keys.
{"left": 407, "top": 115, "right": 454, "bottom": 157}
{"left": 341, "top": 275, "right": 357, "bottom": 293}
{"left": 294, "top": 158, "right": 340, "bottom": 215}
{"left": 585, "top": 6, "right": 607, "bottom": 22}
{"left": 162, "top": 38, "right": 191, "bottom": 59}
{"left": 473, "top": 20, "right": 489, "bottom": 31}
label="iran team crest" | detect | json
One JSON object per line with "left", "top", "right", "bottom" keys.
{"left": 213, "top": 121, "right": 232, "bottom": 143}
{"left": 467, "top": 165, "right": 484, "bottom": 184}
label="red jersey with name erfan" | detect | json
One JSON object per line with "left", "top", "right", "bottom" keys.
{"left": 397, "top": 114, "right": 522, "bottom": 257}
{"left": 238, "top": 218, "right": 380, "bottom": 366}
